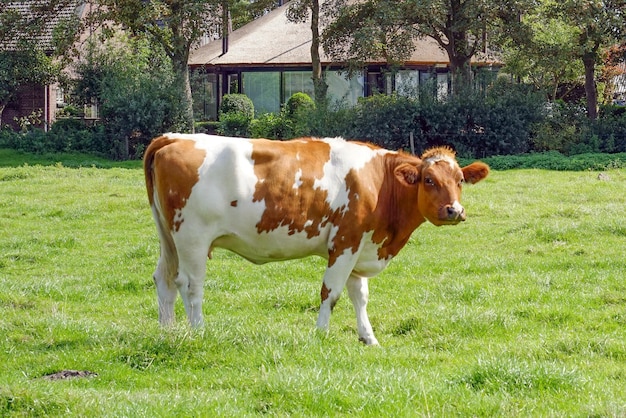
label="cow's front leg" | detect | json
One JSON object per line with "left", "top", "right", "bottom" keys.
{"left": 316, "top": 255, "right": 358, "bottom": 335}
{"left": 346, "top": 274, "right": 378, "bottom": 345}
{"left": 316, "top": 277, "right": 343, "bottom": 330}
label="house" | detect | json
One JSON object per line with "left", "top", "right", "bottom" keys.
{"left": 188, "top": 2, "right": 501, "bottom": 120}
{"left": 0, "top": 1, "right": 85, "bottom": 131}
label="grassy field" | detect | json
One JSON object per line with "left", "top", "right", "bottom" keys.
{"left": 1, "top": 149, "right": 625, "bottom": 416}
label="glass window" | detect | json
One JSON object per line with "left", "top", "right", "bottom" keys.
{"left": 437, "top": 72, "right": 449, "bottom": 99}
{"left": 284, "top": 71, "right": 314, "bottom": 101}
{"left": 227, "top": 73, "right": 239, "bottom": 94}
{"left": 191, "top": 72, "right": 218, "bottom": 121}
{"left": 395, "top": 70, "right": 419, "bottom": 98}
{"left": 326, "top": 71, "right": 364, "bottom": 107}
{"left": 242, "top": 71, "right": 280, "bottom": 114}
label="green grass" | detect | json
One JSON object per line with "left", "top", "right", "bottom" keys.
{"left": 1, "top": 149, "right": 625, "bottom": 416}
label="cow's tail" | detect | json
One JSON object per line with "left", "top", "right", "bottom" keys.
{"left": 144, "top": 136, "right": 178, "bottom": 281}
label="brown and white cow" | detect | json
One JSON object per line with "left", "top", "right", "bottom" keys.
{"left": 143, "top": 133, "right": 489, "bottom": 345}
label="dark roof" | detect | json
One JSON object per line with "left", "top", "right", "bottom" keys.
{"left": 189, "top": 3, "right": 499, "bottom": 68}
{"left": 1, "top": 1, "right": 82, "bottom": 51}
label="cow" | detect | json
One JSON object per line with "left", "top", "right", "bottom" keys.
{"left": 143, "top": 133, "right": 489, "bottom": 345}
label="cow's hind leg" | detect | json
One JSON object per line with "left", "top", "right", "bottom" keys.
{"left": 153, "top": 253, "right": 178, "bottom": 325}
{"left": 174, "top": 235, "right": 211, "bottom": 327}
{"left": 346, "top": 274, "right": 378, "bottom": 345}
{"left": 153, "top": 225, "right": 178, "bottom": 325}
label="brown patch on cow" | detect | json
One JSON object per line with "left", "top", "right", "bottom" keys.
{"left": 150, "top": 137, "right": 206, "bottom": 231}
{"left": 321, "top": 282, "right": 330, "bottom": 302}
{"left": 230, "top": 200, "right": 238, "bottom": 207}
{"left": 372, "top": 153, "right": 428, "bottom": 259}
{"left": 252, "top": 138, "right": 337, "bottom": 238}
{"left": 326, "top": 151, "right": 427, "bottom": 266}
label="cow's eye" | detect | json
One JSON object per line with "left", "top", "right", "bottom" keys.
{"left": 425, "top": 177, "right": 435, "bottom": 186}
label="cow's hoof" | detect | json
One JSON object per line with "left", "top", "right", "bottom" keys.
{"left": 359, "top": 336, "right": 379, "bottom": 346}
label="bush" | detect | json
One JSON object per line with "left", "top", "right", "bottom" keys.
{"left": 349, "top": 94, "right": 418, "bottom": 150}
{"left": 71, "top": 34, "right": 187, "bottom": 159}
{"left": 220, "top": 94, "right": 254, "bottom": 119}
{"left": 307, "top": 103, "right": 355, "bottom": 138}
{"left": 472, "top": 151, "right": 626, "bottom": 171}
{"left": 250, "top": 113, "right": 292, "bottom": 139}
{"left": 218, "top": 94, "right": 255, "bottom": 137}
{"left": 284, "top": 93, "right": 315, "bottom": 138}
{"left": 305, "top": 81, "right": 545, "bottom": 157}
{"left": 286, "top": 92, "right": 315, "bottom": 117}
{"left": 532, "top": 101, "right": 586, "bottom": 154}
{"left": 194, "top": 121, "right": 219, "bottom": 134}
{"left": 218, "top": 112, "right": 252, "bottom": 137}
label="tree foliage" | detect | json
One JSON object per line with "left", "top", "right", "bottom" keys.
{"left": 84, "top": 0, "right": 223, "bottom": 132}
{"left": 549, "top": 0, "right": 626, "bottom": 120}
{"left": 72, "top": 34, "right": 186, "bottom": 159}
{"left": 322, "top": 0, "right": 534, "bottom": 93}
{"left": 502, "top": 4, "right": 583, "bottom": 101}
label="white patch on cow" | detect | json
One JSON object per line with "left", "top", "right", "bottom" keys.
{"left": 425, "top": 154, "right": 458, "bottom": 170}
{"left": 315, "top": 137, "right": 390, "bottom": 212}
{"left": 293, "top": 168, "right": 303, "bottom": 189}
{"left": 173, "top": 208, "right": 184, "bottom": 224}
{"left": 452, "top": 200, "right": 463, "bottom": 213}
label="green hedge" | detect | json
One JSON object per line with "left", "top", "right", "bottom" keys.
{"left": 5, "top": 80, "right": 626, "bottom": 161}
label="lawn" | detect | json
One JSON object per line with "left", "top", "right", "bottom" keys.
{"left": 0, "top": 149, "right": 625, "bottom": 416}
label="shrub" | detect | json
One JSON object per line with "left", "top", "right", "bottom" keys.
{"left": 250, "top": 113, "right": 292, "bottom": 139}
{"left": 71, "top": 34, "right": 186, "bottom": 159}
{"left": 220, "top": 94, "right": 254, "bottom": 119}
{"left": 348, "top": 94, "right": 418, "bottom": 150}
{"left": 532, "top": 101, "right": 586, "bottom": 154}
{"left": 217, "top": 112, "right": 252, "bottom": 137}
{"left": 306, "top": 103, "right": 355, "bottom": 138}
{"left": 218, "top": 94, "right": 255, "bottom": 137}
{"left": 194, "top": 121, "right": 219, "bottom": 134}
{"left": 286, "top": 92, "right": 315, "bottom": 117}
{"left": 283, "top": 93, "right": 315, "bottom": 138}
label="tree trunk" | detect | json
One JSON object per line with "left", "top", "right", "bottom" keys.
{"left": 582, "top": 52, "right": 598, "bottom": 120}
{"left": 172, "top": 47, "right": 195, "bottom": 133}
{"left": 310, "top": 0, "right": 327, "bottom": 104}
{"left": 448, "top": 55, "right": 472, "bottom": 96}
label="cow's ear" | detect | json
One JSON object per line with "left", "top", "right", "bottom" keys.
{"left": 462, "top": 162, "right": 490, "bottom": 184}
{"left": 395, "top": 163, "right": 421, "bottom": 186}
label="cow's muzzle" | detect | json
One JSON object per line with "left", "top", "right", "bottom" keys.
{"left": 440, "top": 202, "right": 466, "bottom": 223}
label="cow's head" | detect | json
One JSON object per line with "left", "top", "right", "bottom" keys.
{"left": 395, "top": 146, "right": 489, "bottom": 226}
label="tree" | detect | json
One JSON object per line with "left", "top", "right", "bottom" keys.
{"left": 286, "top": 0, "right": 328, "bottom": 105}
{"left": 72, "top": 34, "right": 184, "bottom": 159}
{"left": 548, "top": 0, "right": 626, "bottom": 120}
{"left": 501, "top": 9, "right": 583, "bottom": 101}
{"left": 322, "top": 0, "right": 534, "bottom": 94}
{"left": 87, "top": 0, "right": 223, "bottom": 132}
{"left": 600, "top": 43, "right": 626, "bottom": 105}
